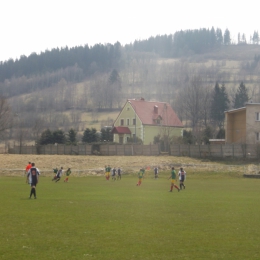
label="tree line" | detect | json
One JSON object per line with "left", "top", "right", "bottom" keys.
{"left": 0, "top": 42, "right": 122, "bottom": 83}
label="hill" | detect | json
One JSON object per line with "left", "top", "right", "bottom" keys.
{"left": 1, "top": 31, "right": 260, "bottom": 146}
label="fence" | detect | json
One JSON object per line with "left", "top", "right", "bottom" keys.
{"left": 10, "top": 144, "right": 160, "bottom": 156}
{"left": 169, "top": 144, "right": 260, "bottom": 159}
{"left": 6, "top": 143, "right": 260, "bottom": 159}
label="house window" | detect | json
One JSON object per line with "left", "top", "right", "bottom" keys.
{"left": 133, "top": 118, "right": 136, "bottom": 125}
{"left": 120, "top": 119, "right": 124, "bottom": 126}
{"left": 127, "top": 107, "right": 130, "bottom": 111}
{"left": 256, "top": 132, "right": 260, "bottom": 141}
{"left": 127, "top": 119, "right": 130, "bottom": 125}
{"left": 256, "top": 112, "right": 260, "bottom": 121}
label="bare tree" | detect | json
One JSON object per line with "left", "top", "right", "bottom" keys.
{"left": 178, "top": 76, "right": 206, "bottom": 129}
{"left": 0, "top": 96, "right": 13, "bottom": 138}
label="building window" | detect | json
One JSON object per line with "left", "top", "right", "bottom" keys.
{"left": 256, "top": 112, "right": 260, "bottom": 121}
{"left": 127, "top": 119, "right": 130, "bottom": 125}
{"left": 127, "top": 107, "right": 130, "bottom": 111}
{"left": 120, "top": 119, "right": 124, "bottom": 126}
{"left": 133, "top": 118, "right": 136, "bottom": 125}
{"left": 256, "top": 132, "right": 260, "bottom": 141}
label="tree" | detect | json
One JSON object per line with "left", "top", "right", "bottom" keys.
{"left": 82, "top": 128, "right": 98, "bottom": 143}
{"left": 178, "top": 76, "right": 205, "bottom": 129}
{"left": 38, "top": 129, "right": 53, "bottom": 145}
{"left": 52, "top": 130, "right": 66, "bottom": 144}
{"left": 107, "top": 69, "right": 122, "bottom": 109}
{"left": 202, "top": 126, "right": 214, "bottom": 144}
{"left": 216, "top": 28, "right": 223, "bottom": 45}
{"left": 0, "top": 96, "right": 13, "bottom": 138}
{"left": 234, "top": 82, "right": 249, "bottom": 108}
{"left": 101, "top": 127, "right": 113, "bottom": 142}
{"left": 67, "top": 128, "right": 77, "bottom": 144}
{"left": 210, "top": 82, "right": 229, "bottom": 128}
{"left": 252, "top": 31, "right": 259, "bottom": 44}
{"left": 224, "top": 29, "right": 231, "bottom": 45}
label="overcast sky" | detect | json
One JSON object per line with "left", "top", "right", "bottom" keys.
{"left": 1, "top": 0, "right": 259, "bottom": 62}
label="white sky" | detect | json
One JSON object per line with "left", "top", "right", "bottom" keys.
{"left": 1, "top": 0, "right": 259, "bottom": 62}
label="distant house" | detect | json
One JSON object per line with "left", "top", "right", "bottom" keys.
{"left": 111, "top": 98, "right": 184, "bottom": 145}
{"left": 225, "top": 103, "right": 260, "bottom": 144}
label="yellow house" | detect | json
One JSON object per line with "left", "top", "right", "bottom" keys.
{"left": 112, "top": 98, "right": 184, "bottom": 144}
{"left": 225, "top": 103, "right": 260, "bottom": 144}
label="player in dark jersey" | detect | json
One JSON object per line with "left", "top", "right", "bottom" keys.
{"left": 117, "top": 167, "right": 121, "bottom": 180}
{"left": 112, "top": 167, "right": 117, "bottom": 181}
{"left": 26, "top": 162, "right": 40, "bottom": 199}
{"left": 178, "top": 167, "right": 186, "bottom": 190}
{"left": 54, "top": 167, "right": 63, "bottom": 182}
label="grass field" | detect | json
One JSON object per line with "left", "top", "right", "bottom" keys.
{"left": 1, "top": 171, "right": 260, "bottom": 260}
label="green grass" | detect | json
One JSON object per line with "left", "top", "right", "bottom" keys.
{"left": 1, "top": 173, "right": 260, "bottom": 260}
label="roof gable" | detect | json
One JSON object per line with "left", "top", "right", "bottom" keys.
{"left": 127, "top": 98, "right": 183, "bottom": 127}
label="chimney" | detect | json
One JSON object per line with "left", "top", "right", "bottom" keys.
{"left": 154, "top": 105, "right": 158, "bottom": 114}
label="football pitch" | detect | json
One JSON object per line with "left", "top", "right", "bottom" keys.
{"left": 0, "top": 173, "right": 260, "bottom": 260}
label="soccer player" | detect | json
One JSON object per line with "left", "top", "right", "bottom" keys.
{"left": 52, "top": 167, "right": 58, "bottom": 181}
{"left": 112, "top": 167, "right": 117, "bottom": 181}
{"left": 25, "top": 162, "right": 31, "bottom": 176}
{"left": 64, "top": 168, "right": 71, "bottom": 182}
{"left": 154, "top": 166, "right": 159, "bottom": 179}
{"left": 26, "top": 162, "right": 40, "bottom": 199}
{"left": 178, "top": 167, "right": 186, "bottom": 190}
{"left": 105, "top": 165, "right": 109, "bottom": 180}
{"left": 54, "top": 167, "right": 63, "bottom": 182}
{"left": 168, "top": 167, "right": 180, "bottom": 192}
{"left": 117, "top": 167, "right": 122, "bottom": 180}
{"left": 107, "top": 165, "right": 111, "bottom": 180}
{"left": 136, "top": 168, "right": 145, "bottom": 186}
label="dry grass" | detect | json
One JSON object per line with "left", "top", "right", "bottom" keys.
{"left": 0, "top": 154, "right": 250, "bottom": 177}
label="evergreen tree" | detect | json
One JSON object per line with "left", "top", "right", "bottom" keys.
{"left": 216, "top": 28, "right": 223, "bottom": 45}
{"left": 234, "top": 82, "right": 249, "bottom": 108}
{"left": 82, "top": 128, "right": 98, "bottom": 143}
{"left": 52, "top": 130, "right": 66, "bottom": 144}
{"left": 101, "top": 127, "right": 113, "bottom": 142}
{"left": 216, "top": 128, "right": 225, "bottom": 139}
{"left": 38, "top": 129, "right": 53, "bottom": 145}
{"left": 202, "top": 126, "right": 214, "bottom": 144}
{"left": 210, "top": 82, "right": 229, "bottom": 128}
{"left": 252, "top": 31, "right": 259, "bottom": 44}
{"left": 67, "top": 128, "right": 77, "bottom": 144}
{"left": 224, "top": 29, "right": 231, "bottom": 45}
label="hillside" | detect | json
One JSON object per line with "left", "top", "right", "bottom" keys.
{"left": 2, "top": 37, "right": 260, "bottom": 146}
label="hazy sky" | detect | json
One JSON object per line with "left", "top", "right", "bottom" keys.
{"left": 1, "top": 0, "right": 259, "bottom": 62}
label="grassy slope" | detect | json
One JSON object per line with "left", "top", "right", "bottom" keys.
{"left": 0, "top": 173, "right": 260, "bottom": 260}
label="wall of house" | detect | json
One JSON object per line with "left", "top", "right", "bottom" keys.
{"left": 246, "top": 104, "right": 260, "bottom": 144}
{"left": 113, "top": 102, "right": 141, "bottom": 143}
{"left": 143, "top": 125, "right": 183, "bottom": 145}
{"left": 225, "top": 109, "right": 246, "bottom": 143}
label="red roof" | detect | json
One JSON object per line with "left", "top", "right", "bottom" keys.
{"left": 111, "top": 126, "right": 131, "bottom": 134}
{"left": 127, "top": 99, "right": 183, "bottom": 127}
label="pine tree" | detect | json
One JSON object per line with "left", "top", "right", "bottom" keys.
{"left": 82, "top": 128, "right": 97, "bottom": 143}
{"left": 38, "top": 129, "right": 53, "bottom": 145}
{"left": 210, "top": 82, "right": 229, "bottom": 128}
{"left": 224, "top": 29, "right": 231, "bottom": 45}
{"left": 67, "top": 128, "right": 77, "bottom": 144}
{"left": 52, "top": 130, "right": 66, "bottom": 144}
{"left": 234, "top": 82, "right": 249, "bottom": 108}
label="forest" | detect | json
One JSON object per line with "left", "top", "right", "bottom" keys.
{"left": 0, "top": 27, "right": 260, "bottom": 147}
